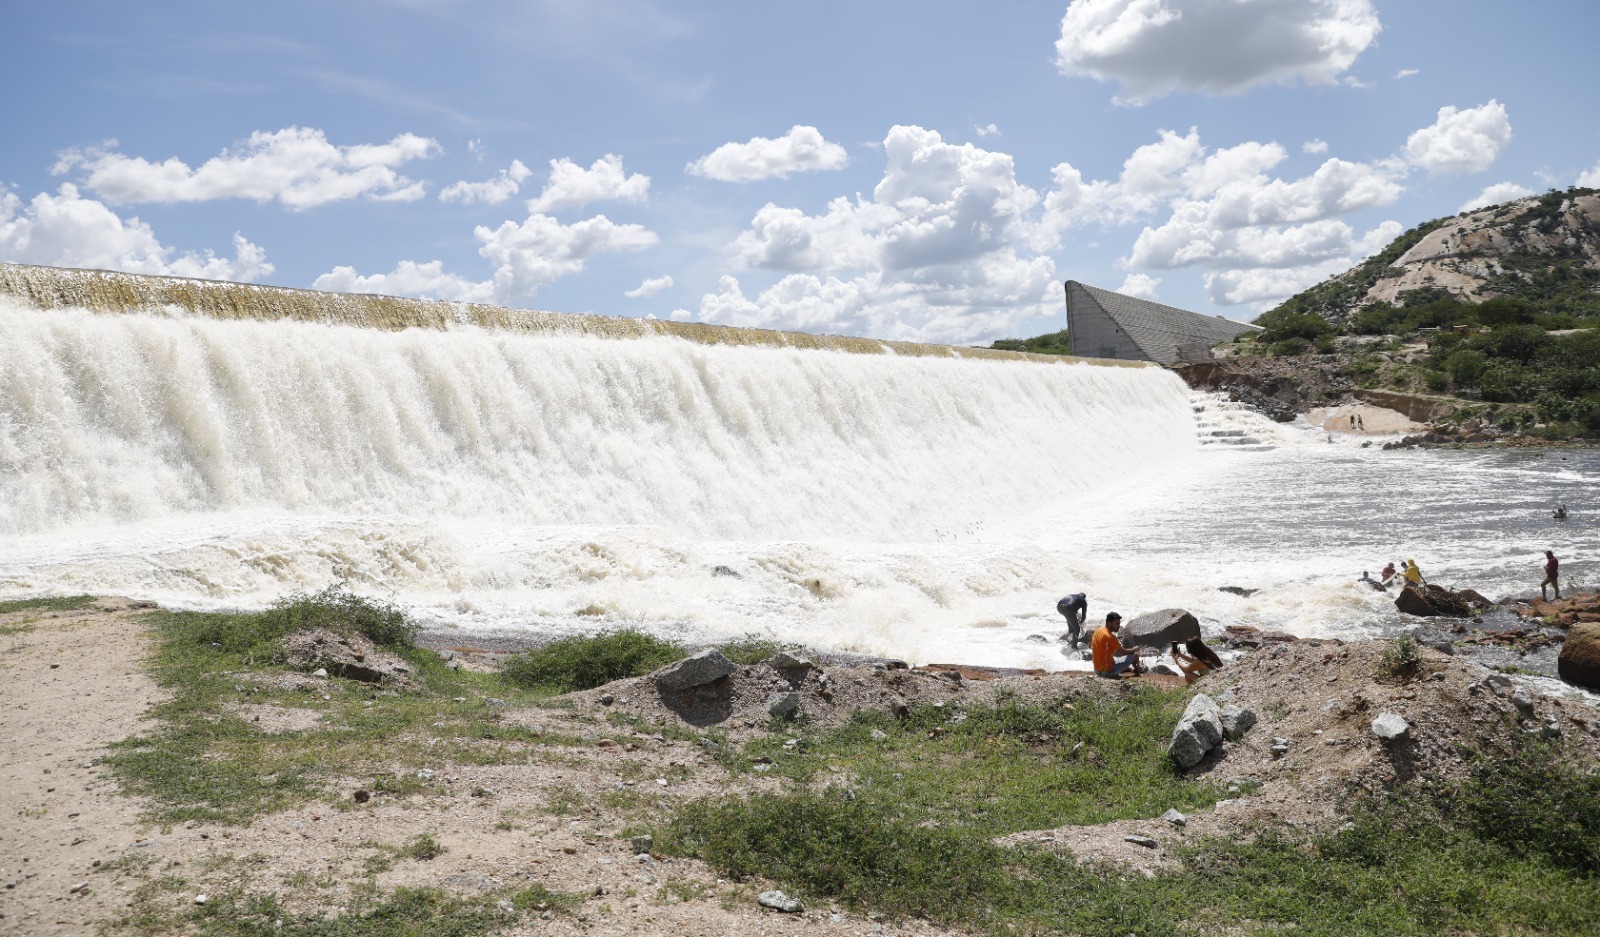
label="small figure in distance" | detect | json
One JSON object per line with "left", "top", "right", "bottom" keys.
{"left": 1542, "top": 550, "right": 1561, "bottom": 601}
{"left": 1553, "top": 504, "right": 1568, "bottom": 520}
{"left": 1380, "top": 561, "right": 1397, "bottom": 587}
{"left": 1170, "top": 640, "right": 1222, "bottom": 684}
{"left": 1358, "top": 570, "right": 1386, "bottom": 592}
{"left": 1357, "top": 414, "right": 1365, "bottom": 430}
{"left": 1091, "top": 612, "right": 1143, "bottom": 678}
{"left": 1056, "top": 592, "right": 1088, "bottom": 648}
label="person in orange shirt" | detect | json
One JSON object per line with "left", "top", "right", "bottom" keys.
{"left": 1091, "top": 612, "right": 1143, "bottom": 678}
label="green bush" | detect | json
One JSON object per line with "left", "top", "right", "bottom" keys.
{"left": 1442, "top": 349, "right": 1488, "bottom": 385}
{"left": 170, "top": 587, "right": 417, "bottom": 659}
{"left": 1269, "top": 337, "right": 1310, "bottom": 357}
{"left": 1257, "top": 310, "right": 1333, "bottom": 343}
{"left": 1379, "top": 634, "right": 1422, "bottom": 679}
{"left": 500, "top": 629, "right": 687, "bottom": 692}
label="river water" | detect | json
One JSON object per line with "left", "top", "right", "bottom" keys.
{"left": 2, "top": 301, "right": 1593, "bottom": 671}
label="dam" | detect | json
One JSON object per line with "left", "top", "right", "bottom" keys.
{"left": 3, "top": 264, "right": 1594, "bottom": 668}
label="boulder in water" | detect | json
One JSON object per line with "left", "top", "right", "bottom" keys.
{"left": 1218, "top": 586, "right": 1259, "bottom": 597}
{"left": 1395, "top": 583, "right": 1477, "bottom": 618}
{"left": 1557, "top": 622, "right": 1600, "bottom": 691}
{"left": 1123, "top": 609, "right": 1201, "bottom": 650}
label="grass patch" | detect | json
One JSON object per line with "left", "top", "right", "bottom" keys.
{"left": 722, "top": 691, "right": 1218, "bottom": 834}
{"left": 0, "top": 594, "right": 96, "bottom": 615}
{"left": 665, "top": 723, "right": 1600, "bottom": 935}
{"left": 151, "top": 884, "right": 578, "bottom": 937}
{"left": 500, "top": 629, "right": 686, "bottom": 693}
{"left": 102, "top": 593, "right": 563, "bottom": 824}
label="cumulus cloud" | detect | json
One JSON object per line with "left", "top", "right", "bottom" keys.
{"left": 976, "top": 123, "right": 1000, "bottom": 137}
{"left": 1117, "top": 272, "right": 1161, "bottom": 298}
{"left": 525, "top": 154, "right": 650, "bottom": 214}
{"left": 686, "top": 126, "right": 849, "bottom": 182}
{"left": 1302, "top": 139, "right": 1329, "bottom": 154}
{"left": 439, "top": 160, "right": 534, "bottom": 205}
{"left": 1404, "top": 100, "right": 1512, "bottom": 176}
{"left": 1459, "top": 182, "right": 1535, "bottom": 213}
{"left": 1396, "top": 67, "right": 1419, "bottom": 79}
{"left": 1055, "top": 0, "right": 1382, "bottom": 103}
{"left": 313, "top": 260, "right": 493, "bottom": 303}
{"left": 625, "top": 275, "right": 673, "bottom": 298}
{"left": 0, "top": 184, "right": 272, "bottom": 281}
{"left": 52, "top": 128, "right": 440, "bottom": 210}
{"left": 1577, "top": 161, "right": 1600, "bottom": 188}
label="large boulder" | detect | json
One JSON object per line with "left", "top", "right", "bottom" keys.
{"left": 653, "top": 649, "right": 737, "bottom": 692}
{"left": 1123, "top": 609, "right": 1201, "bottom": 650}
{"left": 281, "top": 629, "right": 412, "bottom": 685}
{"left": 1168, "top": 694, "right": 1224, "bottom": 769}
{"left": 1557, "top": 622, "right": 1600, "bottom": 691}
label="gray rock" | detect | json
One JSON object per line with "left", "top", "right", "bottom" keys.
{"left": 766, "top": 692, "right": 800, "bottom": 719}
{"left": 1510, "top": 688, "right": 1534, "bottom": 715}
{"left": 1023, "top": 633, "right": 1050, "bottom": 645}
{"left": 1124, "top": 835, "right": 1159, "bottom": 849}
{"left": 1219, "top": 705, "right": 1256, "bottom": 741}
{"left": 1122, "top": 609, "right": 1202, "bottom": 650}
{"left": 1483, "top": 674, "right": 1514, "bottom": 697}
{"left": 630, "top": 834, "right": 653, "bottom": 853}
{"left": 312, "top": 667, "right": 329, "bottom": 678}
{"left": 1408, "top": 626, "right": 1455, "bottom": 655}
{"left": 654, "top": 649, "right": 737, "bottom": 692}
{"left": 1168, "top": 694, "right": 1224, "bottom": 769}
{"left": 757, "top": 890, "right": 804, "bottom": 913}
{"left": 870, "top": 729, "right": 888, "bottom": 741}
{"left": 1371, "top": 712, "right": 1410, "bottom": 740}
{"left": 1161, "top": 809, "right": 1187, "bottom": 827}
{"left": 770, "top": 652, "right": 813, "bottom": 673}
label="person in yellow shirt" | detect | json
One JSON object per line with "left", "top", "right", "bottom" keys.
{"left": 1091, "top": 612, "right": 1143, "bottom": 678}
{"left": 1402, "top": 559, "right": 1424, "bottom": 586}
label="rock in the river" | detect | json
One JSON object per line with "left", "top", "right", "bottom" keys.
{"left": 653, "top": 649, "right": 737, "bottom": 692}
{"left": 1558, "top": 622, "right": 1600, "bottom": 691}
{"left": 1371, "top": 712, "right": 1410, "bottom": 741}
{"left": 1218, "top": 586, "right": 1259, "bottom": 597}
{"left": 1123, "top": 609, "right": 1201, "bottom": 650}
{"left": 1395, "top": 584, "right": 1436, "bottom": 617}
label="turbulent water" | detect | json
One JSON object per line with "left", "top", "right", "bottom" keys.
{"left": 3, "top": 299, "right": 1594, "bottom": 670}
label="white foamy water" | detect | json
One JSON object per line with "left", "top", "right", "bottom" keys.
{"left": 3, "top": 301, "right": 1594, "bottom": 670}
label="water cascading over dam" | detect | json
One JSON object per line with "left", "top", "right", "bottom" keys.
{"left": 1, "top": 263, "right": 1201, "bottom": 664}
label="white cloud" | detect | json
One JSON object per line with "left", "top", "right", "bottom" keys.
{"left": 1396, "top": 67, "right": 1419, "bottom": 79}
{"left": 625, "top": 275, "right": 673, "bottom": 298}
{"left": 1117, "top": 272, "right": 1161, "bottom": 298}
{"left": 0, "top": 184, "right": 272, "bottom": 281}
{"left": 316, "top": 211, "right": 657, "bottom": 305}
{"left": 1302, "top": 139, "right": 1329, "bottom": 154}
{"left": 1202, "top": 219, "right": 1400, "bottom": 304}
{"left": 313, "top": 260, "right": 493, "bottom": 303}
{"left": 976, "top": 123, "right": 1000, "bottom": 137}
{"left": 52, "top": 127, "right": 440, "bottom": 210}
{"left": 1578, "top": 161, "right": 1600, "bottom": 188}
{"left": 1403, "top": 100, "right": 1512, "bottom": 176}
{"left": 525, "top": 154, "right": 650, "bottom": 214}
{"left": 1459, "top": 182, "right": 1535, "bottom": 213}
{"left": 1055, "top": 0, "right": 1381, "bottom": 103}
{"left": 439, "top": 159, "right": 533, "bottom": 205}
{"left": 686, "top": 126, "right": 849, "bottom": 183}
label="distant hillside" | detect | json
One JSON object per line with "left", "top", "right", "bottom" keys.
{"left": 1263, "top": 187, "right": 1600, "bottom": 325}
{"left": 987, "top": 329, "right": 1072, "bottom": 356}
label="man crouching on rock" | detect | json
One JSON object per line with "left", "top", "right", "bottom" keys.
{"left": 1092, "top": 612, "right": 1144, "bottom": 678}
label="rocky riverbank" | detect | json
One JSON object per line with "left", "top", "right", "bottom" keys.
{"left": 5, "top": 595, "right": 1600, "bottom": 935}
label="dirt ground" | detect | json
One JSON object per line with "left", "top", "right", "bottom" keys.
{"left": 4, "top": 601, "right": 1599, "bottom": 934}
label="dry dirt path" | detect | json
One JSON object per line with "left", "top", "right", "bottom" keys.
{"left": 1, "top": 598, "right": 165, "bottom": 936}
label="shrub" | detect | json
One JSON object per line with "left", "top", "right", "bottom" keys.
{"left": 1441, "top": 742, "right": 1600, "bottom": 874}
{"left": 171, "top": 586, "right": 417, "bottom": 658}
{"left": 1379, "top": 634, "right": 1422, "bottom": 679}
{"left": 1269, "top": 337, "right": 1311, "bottom": 357}
{"left": 1442, "top": 349, "right": 1487, "bottom": 385}
{"left": 500, "top": 629, "right": 686, "bottom": 692}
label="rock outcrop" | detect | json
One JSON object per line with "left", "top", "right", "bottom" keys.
{"left": 1395, "top": 583, "right": 1488, "bottom": 618}
{"left": 653, "top": 649, "right": 737, "bottom": 692}
{"left": 1557, "top": 622, "right": 1600, "bottom": 691}
{"left": 1123, "top": 609, "right": 1201, "bottom": 651}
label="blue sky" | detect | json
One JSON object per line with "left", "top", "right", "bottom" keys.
{"left": 4, "top": 0, "right": 1598, "bottom": 344}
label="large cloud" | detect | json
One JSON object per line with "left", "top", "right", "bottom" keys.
{"left": 682, "top": 126, "right": 1060, "bottom": 342}
{"left": 1404, "top": 101, "right": 1512, "bottom": 176}
{"left": 1459, "top": 182, "right": 1534, "bottom": 213}
{"left": 316, "top": 212, "right": 657, "bottom": 305}
{"left": 1056, "top": 0, "right": 1381, "bottom": 103}
{"left": 525, "top": 154, "right": 651, "bottom": 213}
{"left": 53, "top": 128, "right": 439, "bottom": 210}
{"left": 0, "top": 184, "right": 272, "bottom": 281}
{"left": 1580, "top": 161, "right": 1600, "bottom": 188}
{"left": 686, "top": 126, "right": 849, "bottom": 182}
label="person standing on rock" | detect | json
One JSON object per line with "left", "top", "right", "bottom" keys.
{"left": 1056, "top": 593, "right": 1088, "bottom": 647}
{"left": 1092, "top": 612, "right": 1143, "bottom": 678}
{"left": 1403, "top": 559, "right": 1425, "bottom": 587}
{"left": 1543, "top": 550, "right": 1561, "bottom": 600}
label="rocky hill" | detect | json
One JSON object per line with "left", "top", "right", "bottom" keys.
{"left": 1265, "top": 187, "right": 1600, "bottom": 325}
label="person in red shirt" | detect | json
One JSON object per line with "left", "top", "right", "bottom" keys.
{"left": 1091, "top": 612, "right": 1142, "bottom": 678}
{"left": 1542, "top": 550, "right": 1561, "bottom": 600}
